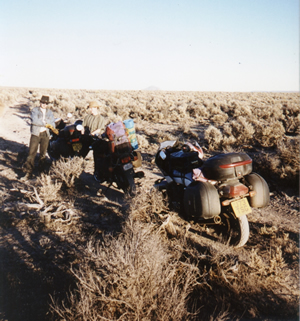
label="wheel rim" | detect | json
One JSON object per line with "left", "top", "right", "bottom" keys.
{"left": 214, "top": 212, "right": 249, "bottom": 247}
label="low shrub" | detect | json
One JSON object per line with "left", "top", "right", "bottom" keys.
{"left": 50, "top": 157, "right": 86, "bottom": 188}
{"left": 251, "top": 138, "right": 299, "bottom": 187}
{"left": 37, "top": 173, "right": 63, "bottom": 205}
{"left": 51, "top": 219, "right": 198, "bottom": 320}
{"left": 204, "top": 125, "right": 223, "bottom": 150}
{"left": 254, "top": 120, "right": 285, "bottom": 148}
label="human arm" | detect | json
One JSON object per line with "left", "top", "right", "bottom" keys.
{"left": 82, "top": 116, "right": 90, "bottom": 135}
{"left": 91, "top": 128, "right": 101, "bottom": 135}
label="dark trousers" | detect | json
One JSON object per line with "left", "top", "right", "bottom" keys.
{"left": 23, "top": 131, "right": 49, "bottom": 173}
{"left": 92, "top": 139, "right": 110, "bottom": 177}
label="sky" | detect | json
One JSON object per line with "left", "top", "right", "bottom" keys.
{"left": 0, "top": 0, "right": 299, "bottom": 92}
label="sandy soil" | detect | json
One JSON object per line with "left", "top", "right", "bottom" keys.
{"left": 0, "top": 99, "right": 31, "bottom": 147}
{"left": 0, "top": 99, "right": 299, "bottom": 320}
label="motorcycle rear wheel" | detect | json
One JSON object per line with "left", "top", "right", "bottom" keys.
{"left": 123, "top": 173, "right": 136, "bottom": 196}
{"left": 115, "top": 167, "right": 136, "bottom": 196}
{"left": 220, "top": 212, "right": 250, "bottom": 247}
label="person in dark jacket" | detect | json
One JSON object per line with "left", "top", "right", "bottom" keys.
{"left": 22, "top": 95, "right": 55, "bottom": 179}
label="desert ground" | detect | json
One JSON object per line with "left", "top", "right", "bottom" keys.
{"left": 0, "top": 87, "right": 299, "bottom": 321}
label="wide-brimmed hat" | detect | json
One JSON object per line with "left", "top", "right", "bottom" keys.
{"left": 88, "top": 101, "right": 101, "bottom": 109}
{"left": 40, "top": 95, "right": 50, "bottom": 104}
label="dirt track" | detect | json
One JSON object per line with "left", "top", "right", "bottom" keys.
{"left": 0, "top": 99, "right": 31, "bottom": 147}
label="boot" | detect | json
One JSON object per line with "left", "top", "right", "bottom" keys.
{"left": 38, "top": 158, "right": 46, "bottom": 173}
{"left": 20, "top": 171, "right": 33, "bottom": 181}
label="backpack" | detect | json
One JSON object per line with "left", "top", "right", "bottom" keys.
{"left": 106, "top": 121, "right": 131, "bottom": 154}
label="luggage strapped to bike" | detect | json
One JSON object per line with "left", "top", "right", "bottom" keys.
{"left": 106, "top": 121, "right": 132, "bottom": 154}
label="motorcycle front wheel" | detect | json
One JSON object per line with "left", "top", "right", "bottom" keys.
{"left": 220, "top": 212, "right": 250, "bottom": 247}
{"left": 47, "top": 140, "right": 61, "bottom": 161}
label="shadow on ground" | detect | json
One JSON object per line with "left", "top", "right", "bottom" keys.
{"left": 0, "top": 219, "right": 78, "bottom": 321}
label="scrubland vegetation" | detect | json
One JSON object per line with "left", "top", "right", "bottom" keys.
{"left": 0, "top": 87, "right": 299, "bottom": 320}
{"left": 18, "top": 87, "right": 299, "bottom": 187}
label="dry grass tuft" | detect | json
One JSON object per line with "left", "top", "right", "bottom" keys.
{"left": 128, "top": 188, "right": 169, "bottom": 222}
{"left": 253, "top": 137, "right": 299, "bottom": 186}
{"left": 277, "top": 138, "right": 300, "bottom": 180}
{"left": 136, "top": 133, "right": 150, "bottom": 150}
{"left": 51, "top": 219, "right": 199, "bottom": 320}
{"left": 205, "top": 125, "right": 223, "bottom": 150}
{"left": 37, "top": 173, "right": 63, "bottom": 205}
{"left": 254, "top": 120, "right": 285, "bottom": 148}
{"left": 50, "top": 157, "right": 86, "bottom": 188}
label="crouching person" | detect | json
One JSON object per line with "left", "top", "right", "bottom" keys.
{"left": 22, "top": 95, "right": 55, "bottom": 179}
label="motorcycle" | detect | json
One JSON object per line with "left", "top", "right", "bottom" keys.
{"left": 93, "top": 131, "right": 144, "bottom": 196}
{"left": 154, "top": 140, "right": 270, "bottom": 247}
{"left": 47, "top": 117, "right": 92, "bottom": 160}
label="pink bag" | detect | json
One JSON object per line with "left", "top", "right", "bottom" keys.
{"left": 106, "top": 121, "right": 131, "bottom": 153}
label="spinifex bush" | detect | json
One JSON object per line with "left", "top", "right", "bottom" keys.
{"left": 223, "top": 117, "right": 255, "bottom": 146}
{"left": 232, "top": 101, "right": 252, "bottom": 118}
{"left": 253, "top": 138, "right": 300, "bottom": 186}
{"left": 283, "top": 110, "right": 300, "bottom": 135}
{"left": 195, "top": 245, "right": 298, "bottom": 319}
{"left": 254, "top": 120, "right": 285, "bottom": 148}
{"left": 204, "top": 117, "right": 286, "bottom": 150}
{"left": 277, "top": 138, "right": 300, "bottom": 178}
{"left": 204, "top": 125, "right": 223, "bottom": 150}
{"left": 187, "top": 104, "right": 209, "bottom": 119}
{"left": 52, "top": 219, "right": 198, "bottom": 321}
{"left": 50, "top": 157, "right": 85, "bottom": 188}
{"left": 37, "top": 173, "right": 63, "bottom": 205}
{"left": 210, "top": 113, "right": 228, "bottom": 126}
{"left": 128, "top": 188, "right": 169, "bottom": 223}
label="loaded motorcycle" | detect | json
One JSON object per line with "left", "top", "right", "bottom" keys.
{"left": 47, "top": 117, "right": 143, "bottom": 195}
{"left": 93, "top": 120, "right": 143, "bottom": 196}
{"left": 154, "top": 140, "right": 270, "bottom": 247}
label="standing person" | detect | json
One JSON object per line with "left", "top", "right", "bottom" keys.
{"left": 82, "top": 101, "right": 109, "bottom": 181}
{"left": 22, "top": 95, "right": 55, "bottom": 179}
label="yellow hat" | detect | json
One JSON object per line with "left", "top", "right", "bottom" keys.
{"left": 88, "top": 101, "right": 100, "bottom": 108}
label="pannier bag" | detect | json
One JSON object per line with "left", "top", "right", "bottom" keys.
{"left": 244, "top": 173, "right": 270, "bottom": 208}
{"left": 201, "top": 152, "right": 252, "bottom": 181}
{"left": 106, "top": 121, "right": 131, "bottom": 153}
{"left": 123, "top": 119, "right": 138, "bottom": 150}
{"left": 184, "top": 181, "right": 221, "bottom": 219}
